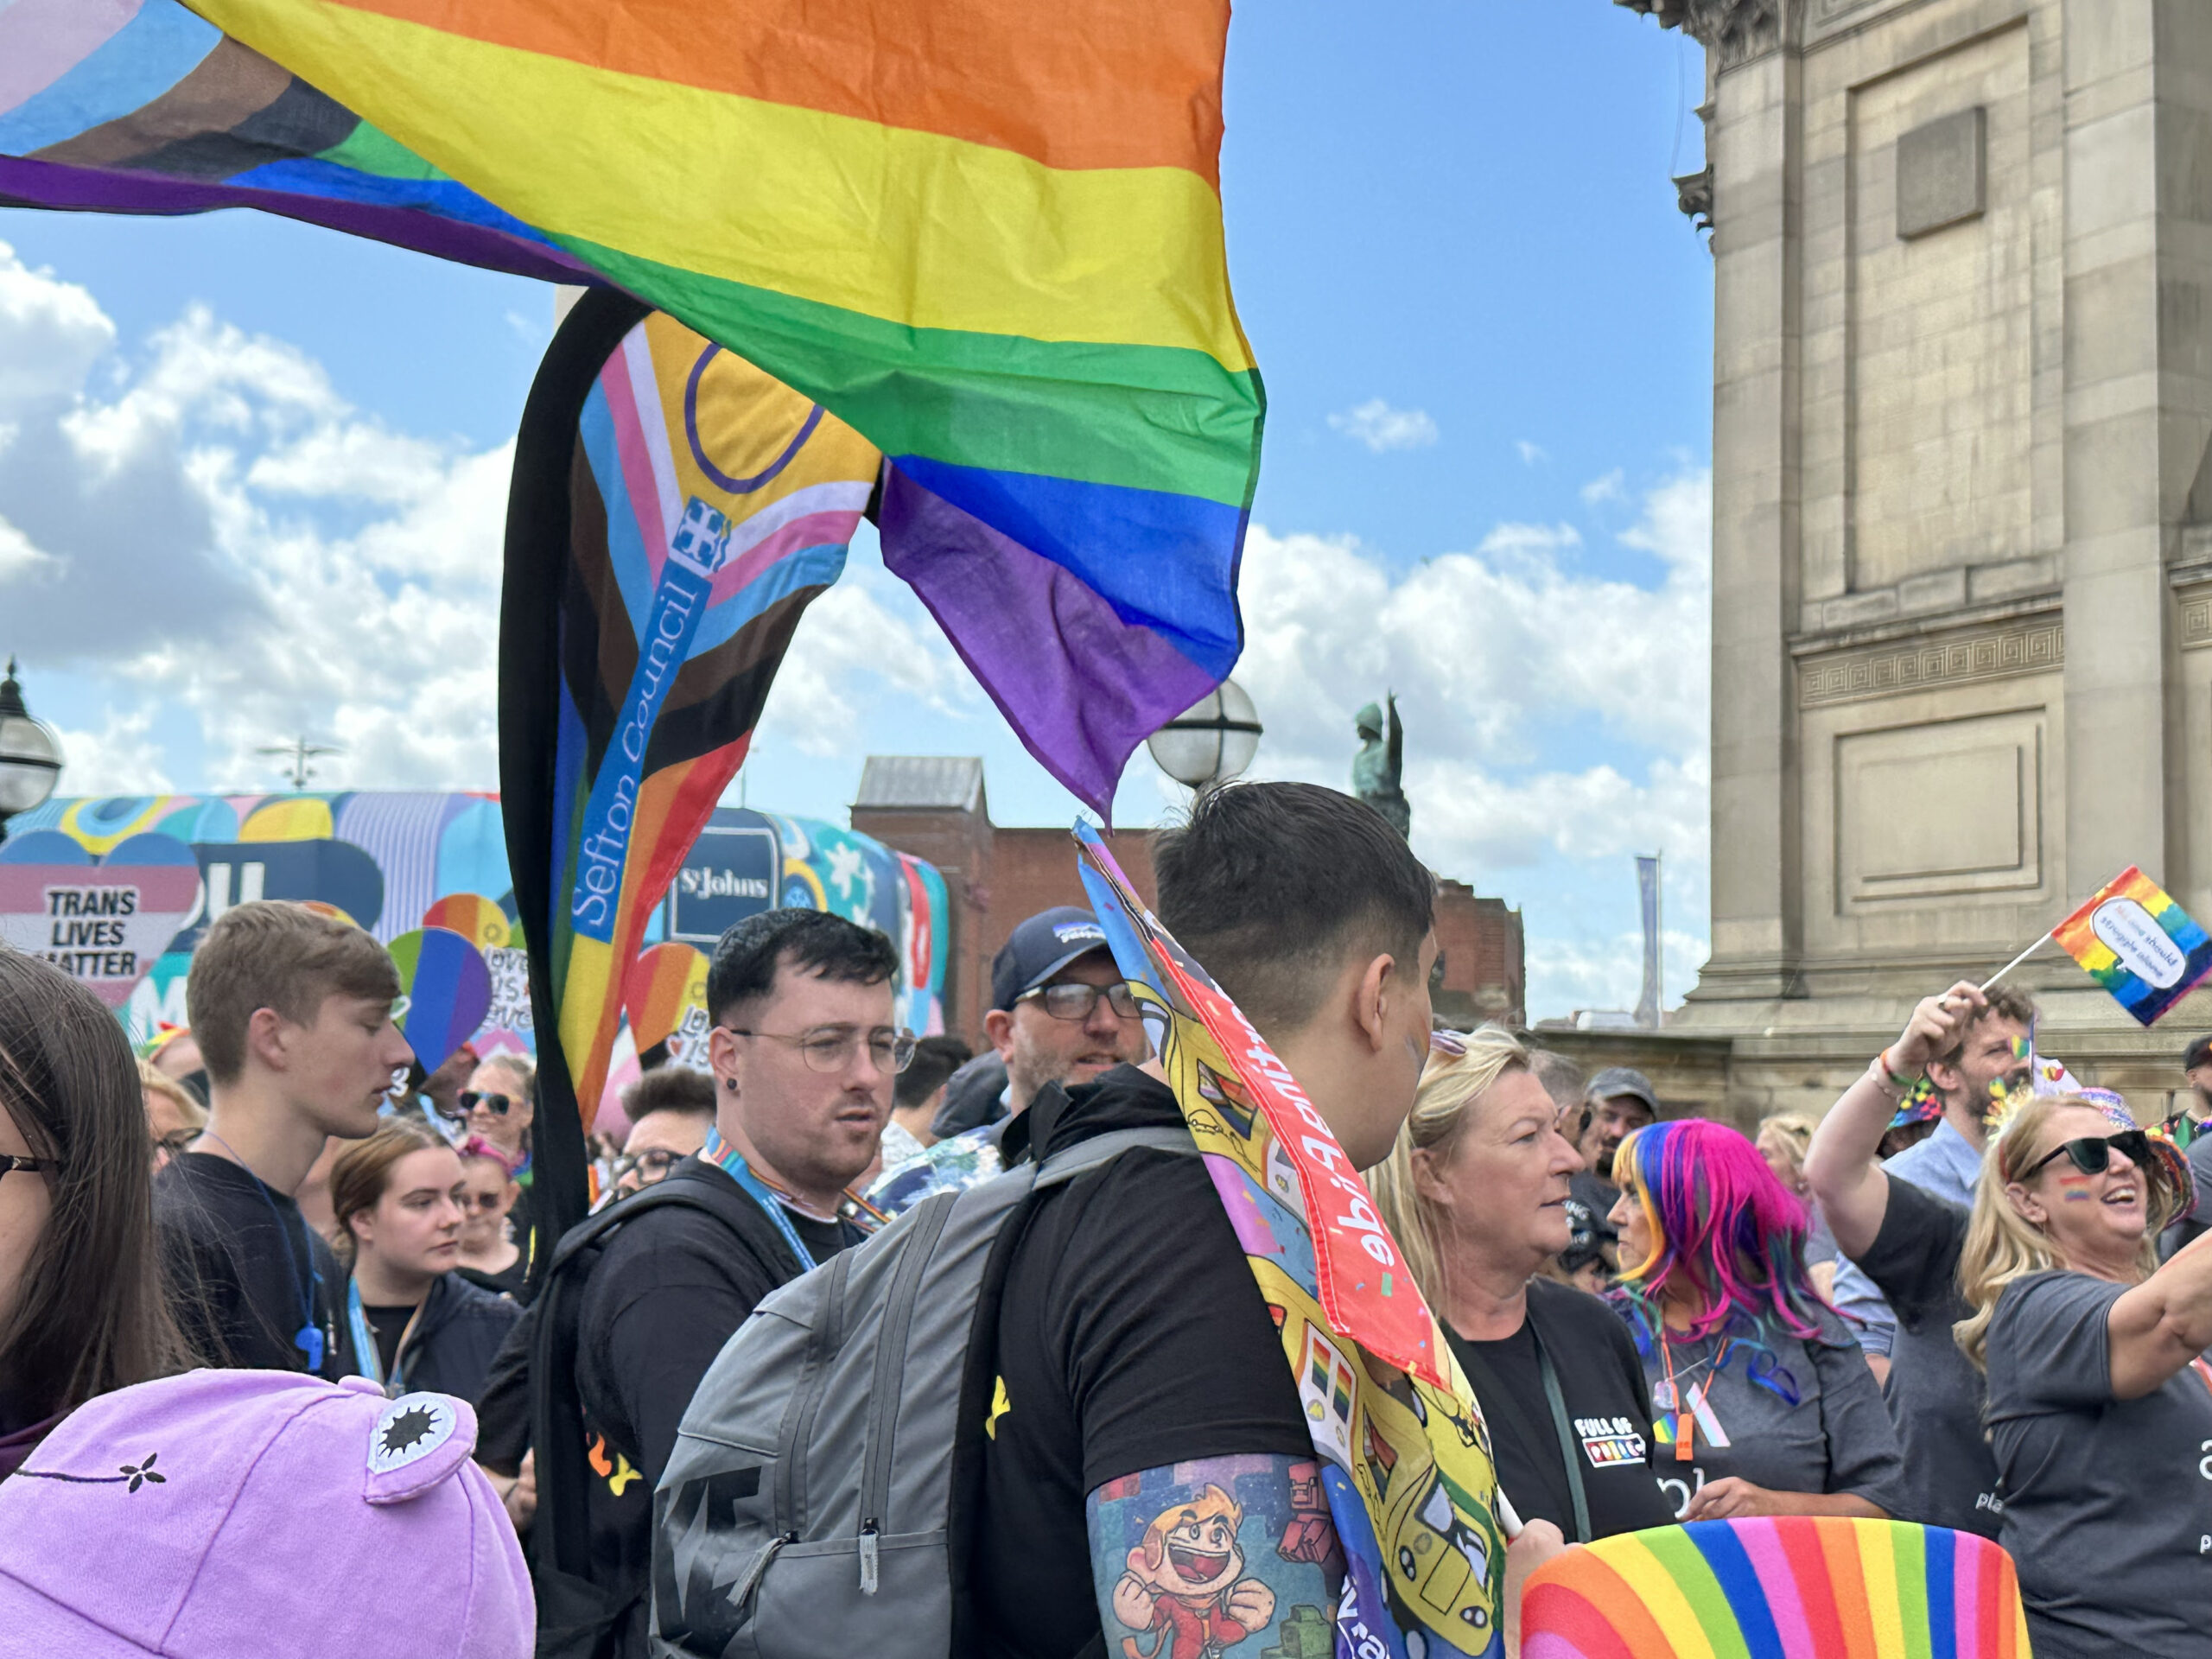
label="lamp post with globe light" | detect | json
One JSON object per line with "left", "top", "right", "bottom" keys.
{"left": 1145, "top": 679, "right": 1262, "bottom": 798}
{"left": 0, "top": 658, "right": 64, "bottom": 846}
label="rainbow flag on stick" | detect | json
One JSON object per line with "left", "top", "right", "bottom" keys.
{"left": 2048, "top": 866, "right": 2212, "bottom": 1027}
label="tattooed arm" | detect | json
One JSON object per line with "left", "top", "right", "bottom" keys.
{"left": 1088, "top": 1456, "right": 1340, "bottom": 1659}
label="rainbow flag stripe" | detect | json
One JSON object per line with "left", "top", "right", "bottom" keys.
{"left": 2050, "top": 865, "right": 2212, "bottom": 1027}
{"left": 1522, "top": 1518, "right": 2031, "bottom": 1659}
{"left": 181, "top": 0, "right": 1261, "bottom": 809}
{"left": 0, "top": 0, "right": 585, "bottom": 280}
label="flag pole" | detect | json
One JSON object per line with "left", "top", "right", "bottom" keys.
{"left": 1981, "top": 931, "right": 2053, "bottom": 994}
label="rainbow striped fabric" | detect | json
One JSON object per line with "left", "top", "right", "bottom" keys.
{"left": 6, "top": 0, "right": 1261, "bottom": 811}
{"left": 500, "top": 291, "right": 880, "bottom": 1236}
{"left": 2050, "top": 865, "right": 2212, "bottom": 1027}
{"left": 1522, "top": 1517, "right": 2031, "bottom": 1659}
{"left": 0, "top": 0, "right": 583, "bottom": 280}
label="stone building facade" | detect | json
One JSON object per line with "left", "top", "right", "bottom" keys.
{"left": 1578, "top": 0, "right": 2212, "bottom": 1126}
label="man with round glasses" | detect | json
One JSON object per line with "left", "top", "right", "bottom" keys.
{"left": 869, "top": 906, "right": 1147, "bottom": 1216}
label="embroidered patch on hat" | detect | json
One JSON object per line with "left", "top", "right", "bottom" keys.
{"left": 368, "top": 1394, "right": 456, "bottom": 1475}
{"left": 1052, "top": 922, "right": 1104, "bottom": 944}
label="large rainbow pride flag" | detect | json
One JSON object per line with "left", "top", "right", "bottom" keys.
{"left": 2, "top": 0, "right": 1261, "bottom": 811}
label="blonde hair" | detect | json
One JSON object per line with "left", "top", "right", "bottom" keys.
{"left": 1756, "top": 1111, "right": 1817, "bottom": 1182}
{"left": 137, "top": 1058, "right": 207, "bottom": 1132}
{"left": 1954, "top": 1093, "right": 2174, "bottom": 1370}
{"left": 1368, "top": 1025, "right": 1530, "bottom": 1311}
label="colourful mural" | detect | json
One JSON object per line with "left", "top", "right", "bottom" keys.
{"left": 0, "top": 793, "right": 946, "bottom": 1055}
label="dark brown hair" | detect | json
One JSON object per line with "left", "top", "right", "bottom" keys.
{"left": 186, "top": 901, "right": 401, "bottom": 1084}
{"left": 0, "top": 948, "right": 194, "bottom": 1418}
{"left": 1935, "top": 983, "right": 2038, "bottom": 1071}
{"left": 329, "top": 1117, "right": 454, "bottom": 1265}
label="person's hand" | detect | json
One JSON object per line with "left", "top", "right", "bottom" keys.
{"left": 1888, "top": 982, "right": 1985, "bottom": 1075}
{"left": 1681, "top": 1477, "right": 1772, "bottom": 1521}
{"left": 1503, "top": 1518, "right": 1569, "bottom": 1657}
{"left": 504, "top": 1449, "right": 537, "bottom": 1533}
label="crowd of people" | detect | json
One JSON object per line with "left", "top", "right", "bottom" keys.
{"left": 2, "top": 779, "right": 2211, "bottom": 1656}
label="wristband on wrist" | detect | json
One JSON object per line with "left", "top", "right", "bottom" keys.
{"left": 1877, "top": 1046, "right": 1914, "bottom": 1090}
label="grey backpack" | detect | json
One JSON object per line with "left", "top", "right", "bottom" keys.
{"left": 649, "top": 1121, "right": 1194, "bottom": 1658}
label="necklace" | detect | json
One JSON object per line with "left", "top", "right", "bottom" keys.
{"left": 195, "top": 1132, "right": 329, "bottom": 1371}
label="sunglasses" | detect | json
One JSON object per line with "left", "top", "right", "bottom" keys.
{"left": 460, "top": 1090, "right": 520, "bottom": 1116}
{"left": 2024, "top": 1128, "right": 2153, "bottom": 1180}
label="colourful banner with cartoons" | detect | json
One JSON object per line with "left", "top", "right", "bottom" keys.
{"left": 1075, "top": 823, "right": 1507, "bottom": 1657}
{"left": 500, "top": 289, "right": 883, "bottom": 1248}
{"left": 2050, "top": 866, "right": 2212, "bottom": 1027}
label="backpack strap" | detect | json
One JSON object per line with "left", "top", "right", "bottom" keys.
{"left": 1033, "top": 1124, "right": 1197, "bottom": 1188}
{"left": 528, "top": 1163, "right": 809, "bottom": 1645}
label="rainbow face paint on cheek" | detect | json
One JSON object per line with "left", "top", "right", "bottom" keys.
{"left": 2056, "top": 1171, "right": 2097, "bottom": 1202}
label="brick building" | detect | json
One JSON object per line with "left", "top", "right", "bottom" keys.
{"left": 849, "top": 755, "right": 1524, "bottom": 1047}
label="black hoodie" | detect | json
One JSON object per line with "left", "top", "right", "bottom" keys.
{"left": 337, "top": 1269, "right": 523, "bottom": 1405}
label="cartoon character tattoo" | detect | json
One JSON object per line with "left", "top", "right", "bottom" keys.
{"left": 1109, "top": 1484, "right": 1275, "bottom": 1659}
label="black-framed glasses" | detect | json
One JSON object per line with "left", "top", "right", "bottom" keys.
{"left": 2024, "top": 1128, "right": 2153, "bottom": 1180}
{"left": 724, "top": 1025, "right": 917, "bottom": 1075}
{"left": 0, "top": 1154, "right": 57, "bottom": 1179}
{"left": 460, "top": 1090, "right": 518, "bottom": 1116}
{"left": 1016, "top": 982, "right": 1140, "bottom": 1021}
{"left": 614, "top": 1147, "right": 686, "bottom": 1185}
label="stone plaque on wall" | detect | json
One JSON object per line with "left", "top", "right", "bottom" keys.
{"left": 1834, "top": 708, "right": 2044, "bottom": 907}
{"left": 1897, "top": 106, "right": 1986, "bottom": 239}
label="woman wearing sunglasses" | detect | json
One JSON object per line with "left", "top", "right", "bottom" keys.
{"left": 461, "top": 1054, "right": 536, "bottom": 1255}
{"left": 1957, "top": 1090, "right": 2211, "bottom": 1659}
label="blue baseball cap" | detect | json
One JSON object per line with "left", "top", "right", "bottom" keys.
{"left": 991, "top": 907, "right": 1114, "bottom": 1014}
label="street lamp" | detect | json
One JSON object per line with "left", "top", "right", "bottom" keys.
{"left": 1146, "top": 678, "right": 1262, "bottom": 796}
{"left": 0, "top": 658, "right": 63, "bottom": 844}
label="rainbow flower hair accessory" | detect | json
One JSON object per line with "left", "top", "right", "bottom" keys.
{"left": 1610, "top": 1120, "right": 1834, "bottom": 1402}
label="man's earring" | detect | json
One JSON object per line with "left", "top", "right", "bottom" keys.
{"left": 723, "top": 1077, "right": 738, "bottom": 1093}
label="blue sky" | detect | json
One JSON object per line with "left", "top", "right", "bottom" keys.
{"left": 0, "top": 3, "right": 1713, "bottom": 1018}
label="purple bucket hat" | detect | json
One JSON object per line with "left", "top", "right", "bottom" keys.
{"left": 0, "top": 1370, "right": 531, "bottom": 1659}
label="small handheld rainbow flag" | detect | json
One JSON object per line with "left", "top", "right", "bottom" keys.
{"left": 2050, "top": 866, "right": 2212, "bottom": 1027}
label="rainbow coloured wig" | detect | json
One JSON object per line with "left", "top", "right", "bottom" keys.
{"left": 1611, "top": 1119, "right": 1834, "bottom": 1399}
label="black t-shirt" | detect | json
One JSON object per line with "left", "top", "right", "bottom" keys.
{"left": 972, "top": 1067, "right": 1317, "bottom": 1659}
{"left": 1849, "top": 1175, "right": 1999, "bottom": 1535}
{"left": 155, "top": 1151, "right": 343, "bottom": 1376}
{"left": 455, "top": 1254, "right": 531, "bottom": 1300}
{"left": 573, "top": 1161, "right": 862, "bottom": 1659}
{"left": 1447, "top": 1278, "right": 1672, "bottom": 1541}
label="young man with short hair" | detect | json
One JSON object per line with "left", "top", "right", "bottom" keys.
{"left": 569, "top": 908, "right": 899, "bottom": 1658}
{"left": 156, "top": 900, "right": 412, "bottom": 1376}
{"left": 970, "top": 781, "right": 1557, "bottom": 1658}
{"left": 876, "top": 1033, "right": 969, "bottom": 1170}
{"left": 1805, "top": 980, "right": 2035, "bottom": 1538}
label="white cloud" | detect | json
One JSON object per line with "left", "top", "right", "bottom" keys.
{"left": 1226, "top": 465, "right": 1713, "bottom": 1015}
{"left": 45, "top": 706, "right": 175, "bottom": 797}
{"left": 1327, "top": 397, "right": 1439, "bottom": 453}
{"left": 1580, "top": 467, "right": 1625, "bottom": 505}
{"left": 0, "top": 246, "right": 505, "bottom": 792}
{"left": 1515, "top": 439, "right": 1547, "bottom": 466}
{"left": 756, "top": 564, "right": 975, "bottom": 758}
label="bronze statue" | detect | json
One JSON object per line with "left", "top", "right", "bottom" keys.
{"left": 1351, "top": 694, "right": 1410, "bottom": 838}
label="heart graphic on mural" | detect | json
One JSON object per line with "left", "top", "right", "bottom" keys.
{"left": 387, "top": 925, "right": 494, "bottom": 1072}
{"left": 0, "top": 831, "right": 204, "bottom": 1009}
{"left": 624, "top": 941, "right": 711, "bottom": 1066}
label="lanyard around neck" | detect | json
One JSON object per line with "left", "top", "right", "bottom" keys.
{"left": 701, "top": 1128, "right": 820, "bottom": 1273}
{"left": 346, "top": 1277, "right": 426, "bottom": 1396}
